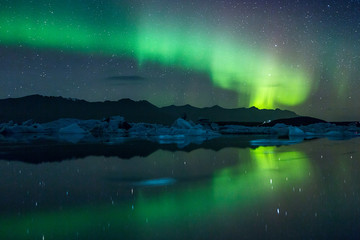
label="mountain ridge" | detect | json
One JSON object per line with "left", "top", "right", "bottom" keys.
{"left": 0, "top": 95, "right": 299, "bottom": 124}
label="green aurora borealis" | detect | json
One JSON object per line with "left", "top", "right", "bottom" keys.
{"left": 0, "top": 0, "right": 359, "bottom": 120}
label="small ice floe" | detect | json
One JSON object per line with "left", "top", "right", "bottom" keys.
{"left": 133, "top": 178, "right": 176, "bottom": 187}
{"left": 157, "top": 134, "right": 186, "bottom": 143}
{"left": 250, "top": 138, "right": 303, "bottom": 146}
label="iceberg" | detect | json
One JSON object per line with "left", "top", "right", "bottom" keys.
{"left": 59, "top": 123, "right": 87, "bottom": 134}
{"left": 172, "top": 118, "right": 195, "bottom": 129}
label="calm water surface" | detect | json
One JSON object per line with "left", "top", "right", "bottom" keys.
{"left": 0, "top": 137, "right": 359, "bottom": 239}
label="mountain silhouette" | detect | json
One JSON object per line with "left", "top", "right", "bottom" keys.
{"left": 0, "top": 95, "right": 298, "bottom": 124}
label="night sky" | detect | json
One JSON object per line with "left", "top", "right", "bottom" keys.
{"left": 0, "top": 0, "right": 359, "bottom": 121}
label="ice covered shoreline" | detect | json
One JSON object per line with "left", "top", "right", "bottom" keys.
{"left": 0, "top": 117, "right": 219, "bottom": 137}
{"left": 0, "top": 116, "right": 359, "bottom": 145}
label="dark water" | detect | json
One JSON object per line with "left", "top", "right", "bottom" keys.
{"left": 0, "top": 137, "right": 359, "bottom": 239}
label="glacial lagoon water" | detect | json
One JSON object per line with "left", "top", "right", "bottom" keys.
{"left": 0, "top": 136, "right": 359, "bottom": 239}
